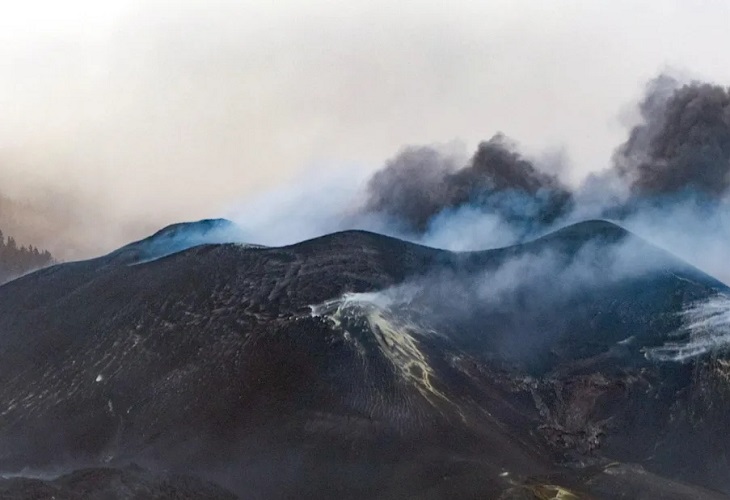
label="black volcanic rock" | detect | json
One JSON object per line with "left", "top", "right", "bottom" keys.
{"left": 0, "top": 464, "right": 237, "bottom": 499}
{"left": 0, "top": 220, "right": 728, "bottom": 499}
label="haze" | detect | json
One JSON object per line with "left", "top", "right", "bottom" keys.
{"left": 1, "top": 0, "right": 730, "bottom": 258}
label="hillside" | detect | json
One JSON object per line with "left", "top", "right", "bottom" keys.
{"left": 0, "top": 220, "right": 728, "bottom": 498}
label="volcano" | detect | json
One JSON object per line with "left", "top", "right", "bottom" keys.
{"left": 0, "top": 219, "right": 728, "bottom": 499}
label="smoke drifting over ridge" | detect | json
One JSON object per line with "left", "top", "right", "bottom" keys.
{"left": 225, "top": 74, "right": 730, "bottom": 287}
{"left": 2, "top": 71, "right": 729, "bottom": 287}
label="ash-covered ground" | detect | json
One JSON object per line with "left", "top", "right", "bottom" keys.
{"left": 0, "top": 219, "right": 729, "bottom": 499}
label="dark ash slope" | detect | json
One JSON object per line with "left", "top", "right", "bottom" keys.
{"left": 0, "top": 220, "right": 728, "bottom": 499}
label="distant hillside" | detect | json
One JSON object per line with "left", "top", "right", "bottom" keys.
{"left": 0, "top": 229, "right": 53, "bottom": 284}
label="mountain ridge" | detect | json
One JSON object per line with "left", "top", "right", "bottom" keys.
{"left": 0, "top": 219, "right": 728, "bottom": 498}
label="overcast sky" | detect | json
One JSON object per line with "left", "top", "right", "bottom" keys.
{"left": 2, "top": 0, "right": 730, "bottom": 257}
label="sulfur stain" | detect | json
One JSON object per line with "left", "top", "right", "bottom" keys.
{"left": 526, "top": 484, "right": 581, "bottom": 500}
{"left": 311, "top": 292, "right": 454, "bottom": 408}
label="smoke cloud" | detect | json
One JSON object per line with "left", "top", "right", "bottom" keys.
{"left": 364, "top": 135, "right": 572, "bottom": 235}
{"left": 615, "top": 76, "right": 730, "bottom": 198}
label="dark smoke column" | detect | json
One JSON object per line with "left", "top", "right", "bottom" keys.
{"left": 364, "top": 134, "right": 572, "bottom": 234}
{"left": 615, "top": 76, "right": 730, "bottom": 198}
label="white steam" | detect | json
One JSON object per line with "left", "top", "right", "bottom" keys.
{"left": 645, "top": 295, "right": 730, "bottom": 362}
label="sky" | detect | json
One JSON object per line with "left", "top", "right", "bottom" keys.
{"left": 1, "top": 0, "right": 730, "bottom": 258}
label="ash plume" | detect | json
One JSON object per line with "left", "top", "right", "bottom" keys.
{"left": 292, "top": 73, "right": 725, "bottom": 283}
{"left": 363, "top": 134, "right": 572, "bottom": 236}
{"left": 360, "top": 75, "right": 730, "bottom": 244}
{"left": 363, "top": 145, "right": 461, "bottom": 233}
{"left": 614, "top": 76, "right": 730, "bottom": 198}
